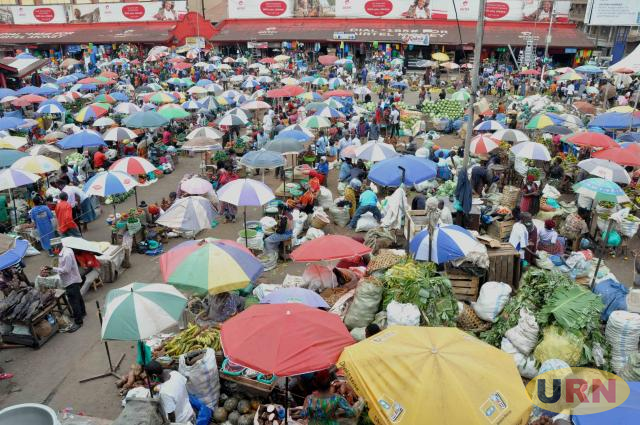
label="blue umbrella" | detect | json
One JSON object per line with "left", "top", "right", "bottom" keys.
{"left": 198, "top": 96, "right": 218, "bottom": 111}
{"left": 0, "top": 88, "right": 16, "bottom": 98}
{"left": 239, "top": 150, "right": 285, "bottom": 169}
{"left": 0, "top": 149, "right": 28, "bottom": 169}
{"left": 575, "top": 64, "right": 603, "bottom": 74}
{"left": 196, "top": 79, "right": 213, "bottom": 87}
{"left": 78, "top": 84, "right": 97, "bottom": 91}
{"left": 111, "top": 92, "right": 129, "bottom": 102}
{"left": 301, "top": 76, "right": 315, "bottom": 83}
{"left": 368, "top": 155, "right": 437, "bottom": 187}
{"left": 71, "top": 72, "right": 86, "bottom": 79}
{"left": 36, "top": 103, "right": 66, "bottom": 115}
{"left": 573, "top": 382, "right": 639, "bottom": 425}
{"left": 260, "top": 287, "right": 330, "bottom": 309}
{"left": 57, "top": 75, "right": 77, "bottom": 85}
{"left": 123, "top": 111, "right": 169, "bottom": 129}
{"left": 15, "top": 53, "right": 35, "bottom": 59}
{"left": 35, "top": 86, "right": 58, "bottom": 96}
{"left": 618, "top": 132, "right": 640, "bottom": 143}
{"left": 590, "top": 112, "right": 640, "bottom": 129}
{"left": 16, "top": 86, "right": 38, "bottom": 95}
{"left": 0, "top": 117, "right": 25, "bottom": 131}
{"left": 391, "top": 81, "right": 408, "bottom": 89}
{"left": 410, "top": 225, "right": 482, "bottom": 263}
{"left": 58, "top": 130, "right": 106, "bottom": 149}
{"left": 277, "top": 130, "right": 312, "bottom": 142}
{"left": 0, "top": 238, "right": 28, "bottom": 271}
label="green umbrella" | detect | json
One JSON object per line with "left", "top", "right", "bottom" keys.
{"left": 101, "top": 283, "right": 187, "bottom": 341}
{"left": 451, "top": 90, "right": 471, "bottom": 103}
{"left": 123, "top": 111, "right": 169, "bottom": 128}
{"left": 301, "top": 115, "right": 331, "bottom": 129}
{"left": 158, "top": 106, "right": 191, "bottom": 120}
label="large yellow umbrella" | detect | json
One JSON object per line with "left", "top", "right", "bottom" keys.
{"left": 432, "top": 52, "right": 450, "bottom": 62}
{"left": 0, "top": 135, "right": 28, "bottom": 150}
{"left": 337, "top": 327, "right": 531, "bottom": 425}
{"left": 11, "top": 155, "right": 61, "bottom": 174}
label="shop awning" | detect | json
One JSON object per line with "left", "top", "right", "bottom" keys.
{"left": 213, "top": 18, "right": 594, "bottom": 49}
{"left": 0, "top": 21, "right": 176, "bottom": 45}
{"left": 0, "top": 56, "right": 48, "bottom": 78}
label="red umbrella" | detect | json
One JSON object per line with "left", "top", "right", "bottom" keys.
{"left": 282, "top": 85, "right": 304, "bottom": 97}
{"left": 565, "top": 132, "right": 618, "bottom": 149}
{"left": 169, "top": 57, "right": 185, "bottom": 63}
{"left": 259, "top": 57, "right": 275, "bottom": 64}
{"left": 99, "top": 71, "right": 118, "bottom": 79}
{"left": 318, "top": 55, "right": 338, "bottom": 66}
{"left": 593, "top": 145, "right": 640, "bottom": 166}
{"left": 221, "top": 303, "right": 354, "bottom": 376}
{"left": 266, "top": 88, "right": 289, "bottom": 98}
{"left": 322, "top": 89, "right": 354, "bottom": 99}
{"left": 290, "top": 235, "right": 371, "bottom": 262}
{"left": 519, "top": 69, "right": 540, "bottom": 76}
{"left": 13, "top": 95, "right": 46, "bottom": 107}
{"left": 78, "top": 77, "right": 101, "bottom": 84}
{"left": 173, "top": 62, "right": 192, "bottom": 70}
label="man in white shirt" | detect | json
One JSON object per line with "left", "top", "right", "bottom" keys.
{"left": 50, "top": 238, "right": 85, "bottom": 332}
{"left": 389, "top": 105, "right": 400, "bottom": 140}
{"left": 566, "top": 83, "right": 575, "bottom": 104}
{"left": 145, "top": 361, "right": 195, "bottom": 424}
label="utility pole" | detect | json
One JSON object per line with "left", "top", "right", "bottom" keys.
{"left": 462, "top": 0, "right": 487, "bottom": 169}
{"left": 541, "top": 10, "right": 555, "bottom": 82}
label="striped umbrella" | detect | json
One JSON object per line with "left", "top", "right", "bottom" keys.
{"left": 0, "top": 168, "right": 41, "bottom": 223}
{"left": 109, "top": 157, "right": 156, "bottom": 175}
{"left": 573, "top": 178, "right": 629, "bottom": 203}
{"left": 205, "top": 83, "right": 223, "bottom": 95}
{"left": 577, "top": 158, "right": 630, "bottom": 184}
{"left": 113, "top": 102, "right": 141, "bottom": 115}
{"left": 156, "top": 196, "right": 216, "bottom": 233}
{"left": 469, "top": 134, "right": 500, "bottom": 155}
{"left": 355, "top": 141, "right": 398, "bottom": 162}
{"left": 93, "top": 117, "right": 116, "bottom": 127}
{"left": 451, "top": 90, "right": 471, "bottom": 103}
{"left": 297, "top": 91, "right": 323, "bottom": 102}
{"left": 491, "top": 129, "right": 530, "bottom": 144}
{"left": 182, "top": 100, "right": 202, "bottom": 111}
{"left": 314, "top": 106, "right": 345, "bottom": 119}
{"left": 11, "top": 155, "right": 61, "bottom": 174}
{"left": 301, "top": 115, "right": 331, "bottom": 129}
{"left": 240, "top": 100, "right": 271, "bottom": 110}
{"left": 324, "top": 98, "right": 344, "bottom": 109}
{"left": 83, "top": 171, "right": 137, "bottom": 198}
{"left": 36, "top": 103, "right": 65, "bottom": 115}
{"left": 526, "top": 112, "right": 564, "bottom": 129}
{"left": 474, "top": 120, "right": 504, "bottom": 132}
{"left": 182, "top": 137, "right": 223, "bottom": 152}
{"left": 510, "top": 141, "right": 551, "bottom": 161}
{"left": 282, "top": 124, "right": 314, "bottom": 138}
{"left": 28, "top": 144, "right": 62, "bottom": 156}
{"left": 186, "top": 127, "right": 223, "bottom": 140}
{"left": 74, "top": 104, "right": 109, "bottom": 122}
{"left": 217, "top": 114, "right": 247, "bottom": 126}
{"left": 103, "top": 127, "right": 137, "bottom": 142}
{"left": 58, "top": 130, "right": 106, "bottom": 149}
{"left": 148, "top": 92, "right": 177, "bottom": 104}
{"left": 198, "top": 96, "right": 219, "bottom": 111}
{"left": 242, "top": 79, "right": 261, "bottom": 89}
{"left": 410, "top": 224, "right": 485, "bottom": 263}
{"left": 160, "top": 239, "right": 264, "bottom": 295}
{"left": 101, "top": 283, "right": 187, "bottom": 341}
{"left": 94, "top": 94, "right": 117, "bottom": 104}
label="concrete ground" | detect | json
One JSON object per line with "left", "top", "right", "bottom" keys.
{"left": 1, "top": 90, "right": 636, "bottom": 420}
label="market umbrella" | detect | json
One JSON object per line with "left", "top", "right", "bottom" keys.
{"left": 28, "top": 144, "right": 62, "bottom": 157}
{"left": 43, "top": 131, "right": 67, "bottom": 142}
{"left": 469, "top": 134, "right": 500, "bottom": 155}
{"left": 315, "top": 106, "right": 345, "bottom": 119}
{"left": 318, "top": 55, "right": 338, "bottom": 66}
{"left": 510, "top": 142, "right": 551, "bottom": 161}
{"left": 450, "top": 90, "right": 471, "bottom": 103}
{"left": 264, "top": 137, "right": 305, "bottom": 154}
{"left": 221, "top": 303, "right": 354, "bottom": 376}
{"left": 156, "top": 196, "right": 216, "bottom": 234}
{"left": 573, "top": 101, "right": 597, "bottom": 115}
{"left": 180, "top": 176, "right": 213, "bottom": 195}
{"left": 301, "top": 115, "right": 331, "bottom": 129}
{"left": 410, "top": 224, "right": 485, "bottom": 263}
{"left": 593, "top": 145, "right": 640, "bottom": 166}
{"left": 0, "top": 117, "right": 24, "bottom": 131}
{"left": 577, "top": 158, "right": 630, "bottom": 184}
{"left": 74, "top": 104, "right": 109, "bottom": 122}
{"left": 337, "top": 327, "right": 531, "bottom": 425}
{"left": 122, "top": 111, "right": 169, "bottom": 129}
{"left": 260, "top": 287, "right": 329, "bottom": 309}
{"left": 491, "top": 129, "right": 529, "bottom": 144}
{"left": 589, "top": 112, "right": 640, "bottom": 129}
{"left": 216, "top": 178, "right": 275, "bottom": 246}
{"left": 103, "top": 127, "right": 137, "bottom": 142}
{"left": 239, "top": 150, "right": 285, "bottom": 169}
{"left": 0, "top": 150, "right": 27, "bottom": 169}
{"left": 217, "top": 113, "right": 247, "bottom": 127}
{"left": 36, "top": 103, "right": 65, "bottom": 115}
{"left": 573, "top": 178, "right": 628, "bottom": 203}
{"left": 181, "top": 136, "right": 224, "bottom": 154}
{"left": 431, "top": 52, "right": 449, "bottom": 61}
{"left": 0, "top": 136, "right": 28, "bottom": 150}
{"left": 526, "top": 112, "right": 564, "bottom": 129}
{"left": 57, "top": 130, "right": 106, "bottom": 150}
{"left": 186, "top": 127, "right": 223, "bottom": 140}
{"left": 240, "top": 100, "right": 271, "bottom": 110}
{"left": 101, "top": 283, "right": 187, "bottom": 341}
{"left": 368, "top": 155, "right": 437, "bottom": 187}
{"left": 11, "top": 155, "right": 61, "bottom": 174}
{"left": 355, "top": 141, "right": 398, "bottom": 162}
{"left": 276, "top": 130, "right": 313, "bottom": 142}
{"left": 160, "top": 238, "right": 263, "bottom": 295}
{"left": 158, "top": 105, "right": 190, "bottom": 120}
{"left": 575, "top": 64, "right": 603, "bottom": 74}
{"left": 290, "top": 235, "right": 371, "bottom": 262}
{"left": 84, "top": 170, "right": 137, "bottom": 198}
{"left": 0, "top": 168, "right": 41, "bottom": 223}
{"left": 93, "top": 117, "right": 116, "bottom": 127}
{"left": 565, "top": 132, "right": 618, "bottom": 149}
{"left": 608, "top": 105, "right": 636, "bottom": 113}
{"left": 618, "top": 132, "right": 640, "bottom": 143}
{"left": 0, "top": 236, "right": 28, "bottom": 271}
{"left": 113, "top": 102, "right": 141, "bottom": 115}
{"left": 541, "top": 125, "right": 573, "bottom": 135}
{"left": 474, "top": 120, "right": 504, "bottom": 132}
{"left": 109, "top": 156, "right": 156, "bottom": 176}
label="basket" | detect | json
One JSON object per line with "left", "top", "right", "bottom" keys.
{"left": 258, "top": 251, "right": 278, "bottom": 271}
{"left": 366, "top": 250, "right": 404, "bottom": 274}
{"left": 500, "top": 186, "right": 520, "bottom": 210}
{"left": 311, "top": 214, "right": 330, "bottom": 229}
{"left": 126, "top": 219, "right": 142, "bottom": 233}
{"left": 239, "top": 229, "right": 258, "bottom": 239}
{"left": 115, "top": 220, "right": 127, "bottom": 230}
{"left": 457, "top": 304, "right": 491, "bottom": 331}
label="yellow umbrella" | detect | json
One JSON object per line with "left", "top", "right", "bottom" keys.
{"left": 11, "top": 155, "right": 61, "bottom": 174}
{"left": 432, "top": 52, "right": 450, "bottom": 62}
{"left": 338, "top": 327, "right": 531, "bottom": 425}
{"left": 0, "top": 136, "right": 28, "bottom": 150}
{"left": 608, "top": 105, "right": 636, "bottom": 113}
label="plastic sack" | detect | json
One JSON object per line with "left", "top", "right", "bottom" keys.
{"left": 533, "top": 325, "right": 584, "bottom": 366}
{"left": 343, "top": 280, "right": 384, "bottom": 330}
{"left": 472, "top": 281, "right": 512, "bottom": 323}
{"left": 350, "top": 327, "right": 366, "bottom": 342}
{"left": 189, "top": 394, "right": 212, "bottom": 425}
{"left": 594, "top": 279, "right": 629, "bottom": 321}
{"left": 602, "top": 229, "right": 622, "bottom": 247}
{"left": 292, "top": 210, "right": 307, "bottom": 239}
{"left": 513, "top": 352, "right": 539, "bottom": 379}
{"left": 337, "top": 181, "right": 346, "bottom": 195}
{"left": 178, "top": 349, "right": 220, "bottom": 409}
{"left": 505, "top": 308, "right": 539, "bottom": 355}
{"left": 304, "top": 227, "right": 325, "bottom": 241}
{"left": 303, "top": 264, "right": 337, "bottom": 292}
{"left": 542, "top": 184, "right": 561, "bottom": 199}
{"left": 260, "top": 216, "right": 277, "bottom": 233}
{"left": 386, "top": 301, "right": 421, "bottom": 327}
{"left": 253, "top": 283, "right": 282, "bottom": 300}
{"left": 372, "top": 311, "right": 388, "bottom": 329}
{"left": 355, "top": 212, "right": 379, "bottom": 233}
{"left": 318, "top": 186, "right": 334, "bottom": 209}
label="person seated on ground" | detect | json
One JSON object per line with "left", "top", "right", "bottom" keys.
{"left": 203, "top": 292, "right": 244, "bottom": 323}
{"left": 348, "top": 185, "right": 382, "bottom": 229}
{"left": 339, "top": 158, "right": 353, "bottom": 183}
{"left": 144, "top": 361, "right": 195, "bottom": 424}
{"left": 293, "top": 377, "right": 363, "bottom": 424}
{"left": 265, "top": 204, "right": 293, "bottom": 257}
{"left": 365, "top": 324, "right": 381, "bottom": 338}
{"left": 309, "top": 156, "right": 329, "bottom": 185}
{"left": 344, "top": 179, "right": 361, "bottom": 218}
{"left": 538, "top": 219, "right": 565, "bottom": 255}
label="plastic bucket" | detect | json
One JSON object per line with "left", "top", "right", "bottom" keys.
{"left": 0, "top": 404, "right": 60, "bottom": 425}
{"left": 239, "top": 229, "right": 258, "bottom": 239}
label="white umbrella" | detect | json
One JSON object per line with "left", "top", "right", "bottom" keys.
{"left": 186, "top": 127, "right": 223, "bottom": 140}
{"left": 577, "top": 158, "right": 630, "bottom": 184}
{"left": 103, "top": 127, "right": 137, "bottom": 142}
{"left": 510, "top": 142, "right": 551, "bottom": 161}
{"left": 156, "top": 196, "right": 216, "bottom": 233}
{"left": 93, "top": 117, "right": 116, "bottom": 127}
{"left": 355, "top": 141, "right": 398, "bottom": 162}
{"left": 492, "top": 129, "right": 530, "bottom": 144}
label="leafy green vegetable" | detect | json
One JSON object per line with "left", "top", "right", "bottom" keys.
{"left": 539, "top": 286, "right": 604, "bottom": 330}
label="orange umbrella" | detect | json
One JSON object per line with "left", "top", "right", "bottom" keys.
{"left": 573, "top": 101, "right": 597, "bottom": 115}
{"left": 593, "top": 145, "right": 640, "bottom": 167}
{"left": 565, "top": 132, "right": 618, "bottom": 149}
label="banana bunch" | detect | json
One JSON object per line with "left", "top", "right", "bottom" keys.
{"left": 163, "top": 324, "right": 222, "bottom": 357}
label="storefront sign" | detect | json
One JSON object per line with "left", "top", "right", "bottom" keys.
{"left": 0, "top": 1, "right": 186, "bottom": 25}
{"left": 585, "top": 0, "right": 640, "bottom": 26}
{"left": 349, "top": 27, "right": 448, "bottom": 40}
{"left": 333, "top": 32, "right": 356, "bottom": 40}
{"left": 565, "top": 47, "right": 577, "bottom": 53}
{"left": 247, "top": 41, "right": 268, "bottom": 48}
{"left": 401, "top": 34, "right": 430, "bottom": 46}
{"left": 185, "top": 36, "right": 205, "bottom": 49}
{"left": 0, "top": 31, "right": 75, "bottom": 40}
{"left": 228, "top": 0, "right": 570, "bottom": 22}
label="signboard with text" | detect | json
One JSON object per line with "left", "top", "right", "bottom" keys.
{"left": 228, "top": 0, "right": 570, "bottom": 22}
{"left": 585, "top": 0, "right": 640, "bottom": 26}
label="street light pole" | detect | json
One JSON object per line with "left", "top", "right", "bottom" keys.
{"left": 541, "top": 11, "right": 555, "bottom": 83}
{"left": 462, "top": 0, "right": 487, "bottom": 169}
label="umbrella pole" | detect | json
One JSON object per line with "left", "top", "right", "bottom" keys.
{"left": 285, "top": 376, "right": 289, "bottom": 425}
{"left": 591, "top": 219, "right": 613, "bottom": 289}
{"left": 9, "top": 188, "right": 17, "bottom": 227}
{"left": 79, "top": 301, "right": 125, "bottom": 383}
{"left": 244, "top": 207, "right": 248, "bottom": 247}
{"left": 134, "top": 187, "right": 139, "bottom": 207}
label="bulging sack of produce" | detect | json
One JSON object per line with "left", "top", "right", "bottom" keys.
{"left": 343, "top": 280, "right": 384, "bottom": 330}
{"left": 355, "top": 212, "right": 379, "bottom": 233}
{"left": 504, "top": 308, "right": 539, "bottom": 355}
{"left": 318, "top": 186, "right": 334, "bottom": 209}
{"left": 513, "top": 352, "right": 539, "bottom": 379}
{"left": 472, "top": 281, "right": 512, "bottom": 323}
{"left": 350, "top": 327, "right": 366, "bottom": 341}
{"left": 178, "top": 348, "right": 220, "bottom": 409}
{"left": 386, "top": 301, "right": 421, "bottom": 327}
{"left": 533, "top": 325, "right": 583, "bottom": 366}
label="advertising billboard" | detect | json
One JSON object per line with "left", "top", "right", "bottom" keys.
{"left": 228, "top": 0, "right": 570, "bottom": 22}
{"left": 585, "top": 0, "right": 640, "bottom": 26}
{"left": 0, "top": 1, "right": 187, "bottom": 25}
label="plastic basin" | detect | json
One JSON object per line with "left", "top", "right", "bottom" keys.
{"left": 0, "top": 403, "right": 60, "bottom": 425}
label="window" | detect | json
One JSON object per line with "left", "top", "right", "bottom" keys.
{"left": 0, "top": 0, "right": 17, "bottom": 5}
{"left": 19, "top": 0, "right": 35, "bottom": 5}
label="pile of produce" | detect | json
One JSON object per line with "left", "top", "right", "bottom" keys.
{"left": 254, "top": 404, "right": 285, "bottom": 425}
{"left": 65, "top": 152, "right": 85, "bottom": 166}
{"left": 216, "top": 394, "right": 261, "bottom": 425}
{"left": 435, "top": 179, "right": 456, "bottom": 197}
{"left": 382, "top": 260, "right": 459, "bottom": 326}
{"left": 480, "top": 269, "right": 609, "bottom": 368}
{"left": 154, "top": 324, "right": 221, "bottom": 357}
{"left": 0, "top": 286, "right": 55, "bottom": 322}
{"left": 421, "top": 99, "right": 464, "bottom": 120}
{"left": 115, "top": 364, "right": 147, "bottom": 396}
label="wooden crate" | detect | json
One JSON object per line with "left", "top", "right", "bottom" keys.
{"left": 447, "top": 272, "right": 480, "bottom": 302}
{"left": 486, "top": 243, "right": 521, "bottom": 289}
{"left": 403, "top": 209, "right": 429, "bottom": 241}
{"left": 487, "top": 219, "right": 515, "bottom": 240}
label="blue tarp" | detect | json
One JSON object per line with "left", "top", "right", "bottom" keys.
{"left": 0, "top": 239, "right": 28, "bottom": 271}
{"left": 590, "top": 112, "right": 640, "bottom": 129}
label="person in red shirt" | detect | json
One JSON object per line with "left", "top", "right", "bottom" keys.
{"left": 55, "top": 192, "right": 81, "bottom": 237}
{"left": 93, "top": 147, "right": 107, "bottom": 170}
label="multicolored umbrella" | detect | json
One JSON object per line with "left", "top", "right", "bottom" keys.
{"left": 103, "top": 126, "right": 138, "bottom": 142}
{"left": 290, "top": 235, "right": 371, "bottom": 262}
{"left": 74, "top": 104, "right": 109, "bottom": 122}
{"left": 311, "top": 77, "right": 329, "bottom": 86}
{"left": 355, "top": 141, "right": 398, "bottom": 162}
{"left": 577, "top": 158, "right": 630, "bottom": 184}
{"left": 182, "top": 100, "right": 202, "bottom": 110}
{"left": 101, "top": 283, "right": 187, "bottom": 341}
{"left": 260, "top": 287, "right": 329, "bottom": 309}
{"left": 83, "top": 171, "right": 137, "bottom": 198}
{"left": 301, "top": 115, "right": 331, "bottom": 129}
{"left": 28, "top": 144, "right": 62, "bottom": 156}
{"left": 160, "top": 239, "right": 263, "bottom": 295}
{"left": 314, "top": 106, "right": 345, "bottom": 119}
{"left": 0, "top": 168, "right": 40, "bottom": 191}
{"left": 510, "top": 141, "right": 551, "bottom": 161}
{"left": 109, "top": 156, "right": 156, "bottom": 175}
{"left": 58, "top": 130, "right": 106, "bottom": 149}
{"left": 11, "top": 155, "right": 61, "bottom": 174}
{"left": 474, "top": 120, "right": 504, "bottom": 132}
{"left": 297, "top": 91, "right": 323, "bottom": 102}
{"left": 469, "top": 134, "right": 500, "bottom": 155}
{"left": 410, "top": 225, "right": 485, "bottom": 263}
{"left": 156, "top": 196, "right": 217, "bottom": 233}
{"left": 573, "top": 178, "right": 629, "bottom": 203}
{"left": 221, "top": 303, "right": 353, "bottom": 376}
{"left": 0, "top": 136, "right": 28, "bottom": 150}
{"left": 217, "top": 178, "right": 274, "bottom": 207}
{"left": 526, "top": 112, "right": 564, "bottom": 129}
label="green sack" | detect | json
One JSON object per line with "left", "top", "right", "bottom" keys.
{"left": 603, "top": 229, "right": 622, "bottom": 247}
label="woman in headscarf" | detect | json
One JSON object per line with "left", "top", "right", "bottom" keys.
{"left": 538, "top": 219, "right": 565, "bottom": 255}
{"left": 520, "top": 174, "right": 540, "bottom": 214}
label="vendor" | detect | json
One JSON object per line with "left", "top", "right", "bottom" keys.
{"left": 50, "top": 238, "right": 85, "bottom": 332}
{"left": 265, "top": 204, "right": 293, "bottom": 257}
{"left": 520, "top": 175, "right": 540, "bottom": 215}
{"left": 295, "top": 378, "right": 363, "bottom": 424}
{"left": 338, "top": 158, "right": 353, "bottom": 183}
{"left": 348, "top": 185, "right": 382, "bottom": 230}
{"left": 344, "top": 179, "right": 361, "bottom": 218}
{"left": 144, "top": 361, "right": 195, "bottom": 424}
{"left": 538, "top": 219, "right": 565, "bottom": 255}
{"left": 509, "top": 212, "right": 538, "bottom": 265}
{"left": 29, "top": 195, "right": 55, "bottom": 256}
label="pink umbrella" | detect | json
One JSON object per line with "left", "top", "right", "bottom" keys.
{"left": 109, "top": 156, "right": 156, "bottom": 175}
{"left": 181, "top": 176, "right": 214, "bottom": 195}
{"left": 340, "top": 145, "right": 358, "bottom": 159}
